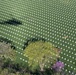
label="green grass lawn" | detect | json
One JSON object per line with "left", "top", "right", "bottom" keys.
{"left": 0, "top": 0, "right": 76, "bottom": 74}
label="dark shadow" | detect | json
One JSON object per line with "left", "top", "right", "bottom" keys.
{"left": 0, "top": 37, "right": 16, "bottom": 49}
{"left": 23, "top": 37, "right": 46, "bottom": 50}
{"left": 0, "top": 18, "right": 22, "bottom": 26}
{"left": 0, "top": 37, "right": 12, "bottom": 44}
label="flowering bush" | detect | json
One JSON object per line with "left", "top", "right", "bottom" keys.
{"left": 52, "top": 61, "right": 64, "bottom": 72}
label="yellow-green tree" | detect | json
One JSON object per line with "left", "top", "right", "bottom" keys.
{"left": 23, "top": 40, "right": 60, "bottom": 72}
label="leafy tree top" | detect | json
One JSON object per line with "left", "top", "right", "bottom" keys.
{"left": 0, "top": 42, "right": 16, "bottom": 61}
{"left": 23, "top": 40, "right": 60, "bottom": 72}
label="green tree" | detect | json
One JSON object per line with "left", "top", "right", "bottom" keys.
{"left": 0, "top": 42, "right": 16, "bottom": 61}
{"left": 0, "top": 69, "right": 8, "bottom": 75}
{"left": 23, "top": 40, "right": 60, "bottom": 72}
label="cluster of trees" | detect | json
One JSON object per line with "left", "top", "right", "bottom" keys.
{"left": 0, "top": 38, "right": 68, "bottom": 75}
{"left": 0, "top": 56, "right": 71, "bottom": 75}
{"left": 0, "top": 56, "right": 31, "bottom": 75}
{"left": 0, "top": 56, "right": 54, "bottom": 75}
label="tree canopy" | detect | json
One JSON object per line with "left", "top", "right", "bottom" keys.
{"left": 23, "top": 40, "right": 60, "bottom": 72}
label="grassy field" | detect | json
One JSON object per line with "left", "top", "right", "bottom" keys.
{"left": 0, "top": 0, "right": 76, "bottom": 74}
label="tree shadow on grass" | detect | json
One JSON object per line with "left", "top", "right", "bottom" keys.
{"left": 23, "top": 37, "right": 46, "bottom": 50}
{"left": 0, "top": 18, "right": 22, "bottom": 26}
{"left": 0, "top": 37, "right": 16, "bottom": 49}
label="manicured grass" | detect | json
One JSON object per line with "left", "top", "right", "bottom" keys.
{"left": 0, "top": 0, "right": 76, "bottom": 74}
